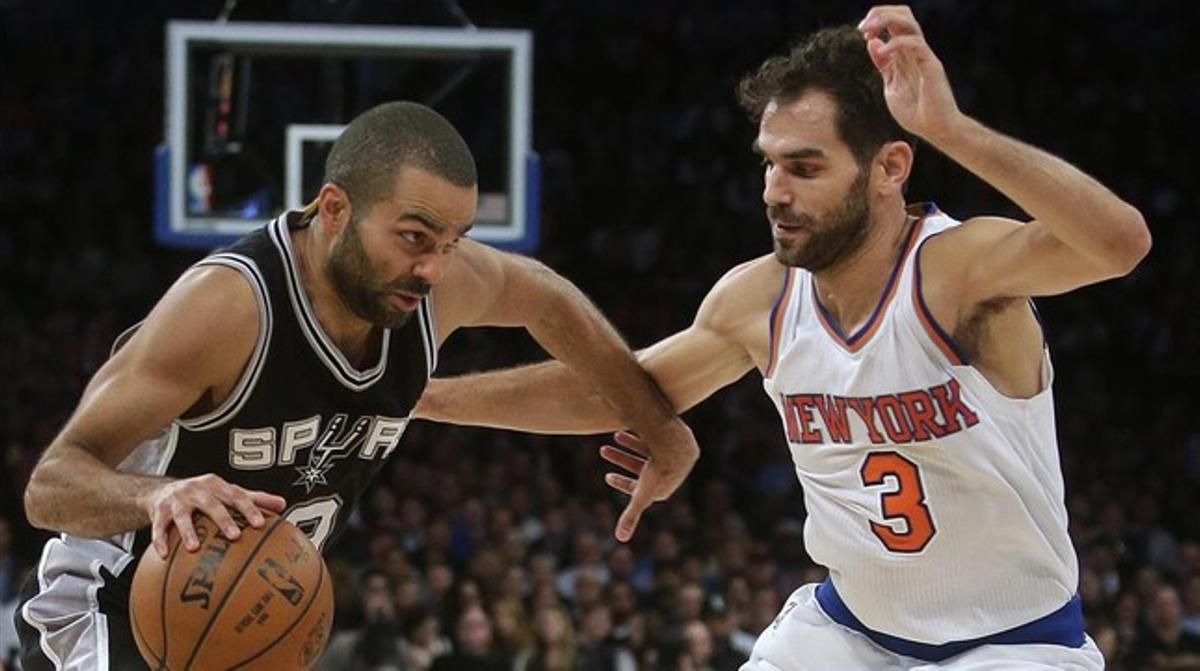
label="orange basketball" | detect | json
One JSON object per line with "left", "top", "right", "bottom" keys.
{"left": 129, "top": 511, "right": 334, "bottom": 670}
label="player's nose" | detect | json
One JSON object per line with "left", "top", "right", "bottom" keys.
{"left": 763, "top": 165, "right": 793, "bottom": 207}
{"left": 411, "top": 253, "right": 448, "bottom": 286}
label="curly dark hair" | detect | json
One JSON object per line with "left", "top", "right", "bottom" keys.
{"left": 737, "top": 25, "right": 915, "bottom": 166}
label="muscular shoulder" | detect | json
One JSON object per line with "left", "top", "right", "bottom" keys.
{"left": 697, "top": 254, "right": 787, "bottom": 337}
{"left": 918, "top": 215, "right": 1025, "bottom": 317}
{"left": 116, "top": 264, "right": 261, "bottom": 388}
{"left": 54, "top": 263, "right": 264, "bottom": 467}
{"left": 917, "top": 216, "right": 1048, "bottom": 395}
{"left": 922, "top": 215, "right": 1024, "bottom": 258}
{"left": 430, "top": 239, "right": 537, "bottom": 337}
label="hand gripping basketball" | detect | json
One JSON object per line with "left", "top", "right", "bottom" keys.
{"left": 140, "top": 473, "right": 288, "bottom": 558}
{"left": 130, "top": 511, "right": 335, "bottom": 670}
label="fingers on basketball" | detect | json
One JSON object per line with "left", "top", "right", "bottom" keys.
{"left": 130, "top": 513, "right": 335, "bottom": 670}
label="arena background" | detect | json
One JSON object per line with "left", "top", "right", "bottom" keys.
{"left": 0, "top": 1, "right": 1196, "bottom": 669}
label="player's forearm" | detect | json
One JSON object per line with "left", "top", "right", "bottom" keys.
{"left": 929, "top": 114, "right": 1150, "bottom": 273}
{"left": 24, "top": 439, "right": 166, "bottom": 538}
{"left": 417, "top": 360, "right": 625, "bottom": 434}
{"left": 527, "top": 284, "right": 684, "bottom": 443}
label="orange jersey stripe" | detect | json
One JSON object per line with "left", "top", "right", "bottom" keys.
{"left": 911, "top": 233, "right": 968, "bottom": 365}
{"left": 814, "top": 214, "right": 926, "bottom": 354}
{"left": 765, "top": 269, "right": 796, "bottom": 378}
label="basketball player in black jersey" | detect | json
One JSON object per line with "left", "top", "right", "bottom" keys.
{"left": 15, "top": 102, "right": 699, "bottom": 670}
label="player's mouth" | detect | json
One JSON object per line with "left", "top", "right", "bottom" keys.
{"left": 388, "top": 291, "right": 422, "bottom": 312}
{"left": 771, "top": 219, "right": 806, "bottom": 237}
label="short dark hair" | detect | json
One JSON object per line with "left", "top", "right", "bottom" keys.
{"left": 323, "top": 101, "right": 477, "bottom": 210}
{"left": 736, "top": 25, "right": 915, "bottom": 165}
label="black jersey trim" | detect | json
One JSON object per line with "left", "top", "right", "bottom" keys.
{"left": 417, "top": 295, "right": 437, "bottom": 376}
{"left": 269, "top": 216, "right": 390, "bottom": 391}
{"left": 177, "top": 254, "right": 274, "bottom": 432}
{"left": 109, "top": 320, "right": 144, "bottom": 357}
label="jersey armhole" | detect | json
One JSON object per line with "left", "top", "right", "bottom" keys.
{"left": 764, "top": 269, "right": 796, "bottom": 379}
{"left": 417, "top": 290, "right": 438, "bottom": 376}
{"left": 911, "top": 232, "right": 972, "bottom": 366}
{"left": 176, "top": 254, "right": 273, "bottom": 431}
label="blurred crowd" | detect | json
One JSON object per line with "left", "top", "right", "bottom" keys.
{"left": 1, "top": 1, "right": 1198, "bottom": 669}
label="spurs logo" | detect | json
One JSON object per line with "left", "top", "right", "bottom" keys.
{"left": 292, "top": 414, "right": 371, "bottom": 493}
{"left": 227, "top": 414, "right": 410, "bottom": 485}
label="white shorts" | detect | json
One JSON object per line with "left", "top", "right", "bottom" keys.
{"left": 740, "top": 584, "right": 1105, "bottom": 671}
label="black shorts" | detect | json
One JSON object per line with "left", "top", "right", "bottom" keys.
{"left": 15, "top": 565, "right": 148, "bottom": 671}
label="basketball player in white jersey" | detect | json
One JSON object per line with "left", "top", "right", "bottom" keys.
{"left": 415, "top": 7, "right": 1150, "bottom": 669}
{"left": 17, "top": 102, "right": 697, "bottom": 670}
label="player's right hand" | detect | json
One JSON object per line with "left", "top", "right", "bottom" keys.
{"left": 141, "top": 474, "right": 287, "bottom": 558}
{"left": 603, "top": 421, "right": 699, "bottom": 543}
{"left": 858, "top": 5, "right": 960, "bottom": 142}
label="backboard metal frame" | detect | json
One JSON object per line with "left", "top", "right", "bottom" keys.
{"left": 158, "top": 21, "right": 535, "bottom": 250}
{"left": 284, "top": 123, "right": 344, "bottom": 213}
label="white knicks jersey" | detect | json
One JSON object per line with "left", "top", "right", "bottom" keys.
{"left": 761, "top": 203, "right": 1077, "bottom": 644}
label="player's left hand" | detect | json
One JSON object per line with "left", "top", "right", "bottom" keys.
{"left": 859, "top": 5, "right": 962, "bottom": 142}
{"left": 600, "top": 427, "right": 698, "bottom": 543}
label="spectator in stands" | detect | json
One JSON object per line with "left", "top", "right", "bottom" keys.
{"left": 1127, "top": 584, "right": 1200, "bottom": 669}
{"left": 431, "top": 604, "right": 508, "bottom": 671}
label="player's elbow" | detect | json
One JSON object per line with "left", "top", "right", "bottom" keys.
{"left": 23, "top": 493, "right": 49, "bottom": 531}
{"left": 23, "top": 446, "right": 79, "bottom": 531}
{"left": 23, "top": 463, "right": 56, "bottom": 531}
{"left": 1108, "top": 206, "right": 1151, "bottom": 276}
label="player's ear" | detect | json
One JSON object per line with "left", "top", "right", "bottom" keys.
{"left": 316, "top": 182, "right": 352, "bottom": 234}
{"left": 874, "top": 140, "right": 913, "bottom": 196}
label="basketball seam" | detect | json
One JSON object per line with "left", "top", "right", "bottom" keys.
{"left": 227, "top": 553, "right": 328, "bottom": 670}
{"left": 181, "top": 517, "right": 284, "bottom": 671}
{"left": 130, "top": 597, "right": 166, "bottom": 671}
{"left": 158, "top": 531, "right": 185, "bottom": 667}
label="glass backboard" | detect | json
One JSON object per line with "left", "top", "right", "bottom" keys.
{"left": 155, "top": 21, "right": 538, "bottom": 251}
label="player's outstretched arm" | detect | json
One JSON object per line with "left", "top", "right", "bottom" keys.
{"left": 23, "top": 266, "right": 286, "bottom": 557}
{"left": 419, "top": 249, "right": 766, "bottom": 434}
{"left": 423, "top": 255, "right": 780, "bottom": 522}
{"left": 430, "top": 239, "right": 709, "bottom": 539}
{"left": 416, "top": 357, "right": 619, "bottom": 434}
{"left": 417, "top": 317, "right": 755, "bottom": 434}
{"left": 427, "top": 243, "right": 768, "bottom": 537}
{"left": 859, "top": 5, "right": 1150, "bottom": 301}
{"left": 428, "top": 241, "right": 683, "bottom": 434}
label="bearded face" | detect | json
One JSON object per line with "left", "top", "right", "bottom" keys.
{"left": 327, "top": 216, "right": 430, "bottom": 329}
{"left": 769, "top": 167, "right": 871, "bottom": 272}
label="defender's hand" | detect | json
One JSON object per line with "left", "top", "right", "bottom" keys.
{"left": 602, "top": 424, "right": 699, "bottom": 543}
{"left": 140, "top": 474, "right": 287, "bottom": 558}
{"left": 859, "top": 5, "right": 962, "bottom": 142}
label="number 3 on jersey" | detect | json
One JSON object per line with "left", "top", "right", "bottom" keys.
{"left": 859, "top": 452, "right": 936, "bottom": 553}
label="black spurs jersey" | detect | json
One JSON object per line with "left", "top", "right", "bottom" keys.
{"left": 17, "top": 211, "right": 436, "bottom": 667}
{"left": 135, "top": 210, "right": 435, "bottom": 552}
